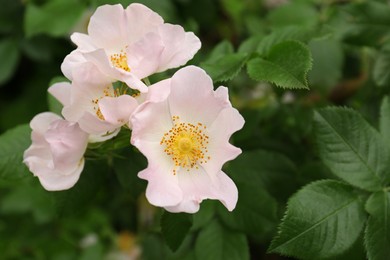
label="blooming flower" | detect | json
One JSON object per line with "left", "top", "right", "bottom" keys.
{"left": 49, "top": 62, "right": 138, "bottom": 142}
{"left": 62, "top": 3, "right": 201, "bottom": 93}
{"left": 23, "top": 112, "right": 89, "bottom": 191}
{"left": 130, "top": 66, "right": 244, "bottom": 213}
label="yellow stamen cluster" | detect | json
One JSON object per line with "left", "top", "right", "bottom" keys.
{"left": 160, "top": 116, "right": 210, "bottom": 175}
{"left": 110, "top": 49, "right": 130, "bottom": 72}
{"left": 91, "top": 85, "right": 115, "bottom": 120}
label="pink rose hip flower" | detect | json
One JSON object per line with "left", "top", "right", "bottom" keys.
{"left": 130, "top": 66, "right": 245, "bottom": 213}
{"left": 62, "top": 3, "right": 201, "bottom": 92}
{"left": 49, "top": 62, "right": 138, "bottom": 142}
{"left": 23, "top": 112, "right": 89, "bottom": 191}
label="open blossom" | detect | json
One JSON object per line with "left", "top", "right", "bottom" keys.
{"left": 62, "top": 3, "right": 201, "bottom": 93}
{"left": 23, "top": 112, "right": 89, "bottom": 191}
{"left": 130, "top": 66, "right": 245, "bottom": 213}
{"left": 49, "top": 62, "right": 138, "bottom": 142}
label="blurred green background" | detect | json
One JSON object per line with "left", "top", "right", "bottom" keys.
{"left": 1, "top": 0, "right": 390, "bottom": 259}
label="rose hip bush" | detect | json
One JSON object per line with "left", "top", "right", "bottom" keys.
{"left": 0, "top": 0, "right": 390, "bottom": 259}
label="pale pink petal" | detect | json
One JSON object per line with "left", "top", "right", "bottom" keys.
{"left": 72, "top": 61, "right": 113, "bottom": 86}
{"left": 88, "top": 4, "right": 127, "bottom": 51}
{"left": 156, "top": 24, "right": 201, "bottom": 72}
{"left": 202, "top": 107, "right": 244, "bottom": 174}
{"left": 145, "top": 78, "right": 171, "bottom": 103}
{"left": 30, "top": 112, "right": 62, "bottom": 135}
{"left": 61, "top": 50, "right": 87, "bottom": 80}
{"left": 77, "top": 112, "right": 118, "bottom": 135}
{"left": 48, "top": 82, "right": 71, "bottom": 106}
{"left": 98, "top": 95, "right": 138, "bottom": 126}
{"left": 165, "top": 169, "right": 238, "bottom": 213}
{"left": 88, "top": 128, "right": 120, "bottom": 143}
{"left": 126, "top": 33, "right": 164, "bottom": 79}
{"left": 168, "top": 66, "right": 229, "bottom": 124}
{"left": 125, "top": 3, "right": 164, "bottom": 44}
{"left": 83, "top": 49, "right": 148, "bottom": 92}
{"left": 70, "top": 33, "right": 97, "bottom": 52}
{"left": 131, "top": 99, "right": 172, "bottom": 145}
{"left": 24, "top": 114, "right": 88, "bottom": 191}
{"left": 44, "top": 120, "right": 88, "bottom": 173}
{"left": 38, "top": 159, "right": 84, "bottom": 191}
{"left": 139, "top": 164, "right": 182, "bottom": 207}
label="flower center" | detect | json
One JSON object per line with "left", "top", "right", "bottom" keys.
{"left": 160, "top": 116, "right": 210, "bottom": 174}
{"left": 110, "top": 49, "right": 130, "bottom": 72}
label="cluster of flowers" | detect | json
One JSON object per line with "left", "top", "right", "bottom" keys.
{"left": 23, "top": 3, "right": 244, "bottom": 213}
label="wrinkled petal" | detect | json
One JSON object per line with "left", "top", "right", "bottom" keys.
{"left": 44, "top": 120, "right": 88, "bottom": 172}
{"left": 156, "top": 24, "right": 201, "bottom": 72}
{"left": 165, "top": 169, "right": 238, "bottom": 213}
{"left": 125, "top": 3, "right": 163, "bottom": 44}
{"left": 131, "top": 99, "right": 172, "bottom": 145}
{"left": 168, "top": 66, "right": 229, "bottom": 124}
{"left": 88, "top": 4, "right": 127, "bottom": 51}
{"left": 61, "top": 50, "right": 87, "bottom": 80}
{"left": 30, "top": 112, "right": 62, "bottom": 135}
{"left": 126, "top": 33, "right": 164, "bottom": 79}
{"left": 24, "top": 113, "right": 89, "bottom": 191}
{"left": 202, "top": 107, "right": 244, "bottom": 175}
{"left": 48, "top": 82, "right": 71, "bottom": 107}
{"left": 38, "top": 159, "right": 85, "bottom": 191}
{"left": 83, "top": 49, "right": 148, "bottom": 92}
{"left": 88, "top": 128, "right": 120, "bottom": 143}
{"left": 78, "top": 112, "right": 118, "bottom": 135}
{"left": 139, "top": 164, "right": 182, "bottom": 207}
{"left": 99, "top": 95, "right": 138, "bottom": 126}
{"left": 70, "top": 32, "right": 97, "bottom": 52}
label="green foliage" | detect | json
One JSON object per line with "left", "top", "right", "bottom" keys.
{"left": 269, "top": 180, "right": 366, "bottom": 259}
{"left": 266, "top": 2, "right": 318, "bottom": 29}
{"left": 308, "top": 38, "right": 344, "bottom": 93}
{"left": 314, "top": 108, "right": 390, "bottom": 191}
{"left": 247, "top": 41, "right": 312, "bottom": 89}
{"left": 3, "top": 0, "right": 390, "bottom": 258}
{"left": 25, "top": 0, "right": 85, "bottom": 38}
{"left": 373, "top": 45, "right": 390, "bottom": 87}
{"left": 161, "top": 211, "right": 193, "bottom": 252}
{"left": 0, "top": 38, "right": 20, "bottom": 85}
{"left": 195, "top": 220, "right": 249, "bottom": 260}
{"left": 364, "top": 191, "right": 390, "bottom": 260}
{"left": 0, "top": 124, "right": 31, "bottom": 180}
{"left": 342, "top": 1, "right": 390, "bottom": 46}
{"left": 380, "top": 96, "right": 390, "bottom": 146}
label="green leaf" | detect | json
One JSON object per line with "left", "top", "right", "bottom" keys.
{"left": 205, "top": 40, "right": 234, "bottom": 63}
{"left": 314, "top": 107, "right": 390, "bottom": 191}
{"left": 191, "top": 200, "right": 216, "bottom": 231}
{"left": 0, "top": 38, "right": 20, "bottom": 85}
{"left": 308, "top": 38, "right": 344, "bottom": 93}
{"left": 364, "top": 191, "right": 390, "bottom": 260}
{"left": 342, "top": 2, "right": 390, "bottom": 47}
{"left": 266, "top": 2, "right": 318, "bottom": 29}
{"left": 195, "top": 220, "right": 249, "bottom": 260}
{"left": 201, "top": 53, "right": 248, "bottom": 82}
{"left": 217, "top": 181, "right": 278, "bottom": 236}
{"left": 256, "top": 26, "right": 314, "bottom": 55}
{"left": 247, "top": 41, "right": 312, "bottom": 89}
{"left": 24, "top": 0, "right": 85, "bottom": 38}
{"left": 380, "top": 96, "right": 390, "bottom": 146}
{"left": 0, "top": 124, "right": 31, "bottom": 180}
{"left": 373, "top": 48, "right": 390, "bottom": 87}
{"left": 161, "top": 211, "right": 193, "bottom": 252}
{"left": 227, "top": 149, "right": 298, "bottom": 202}
{"left": 238, "top": 35, "right": 263, "bottom": 54}
{"left": 269, "top": 180, "right": 366, "bottom": 259}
